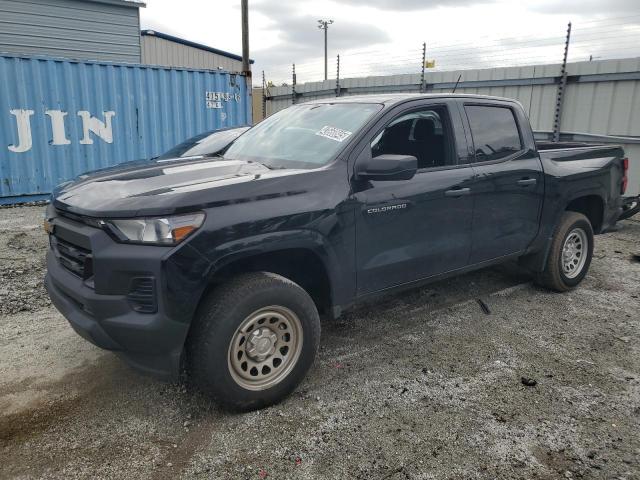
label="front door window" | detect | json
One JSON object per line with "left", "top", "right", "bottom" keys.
{"left": 371, "top": 108, "right": 453, "bottom": 169}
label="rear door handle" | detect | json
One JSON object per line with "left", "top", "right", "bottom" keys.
{"left": 517, "top": 178, "right": 537, "bottom": 186}
{"left": 445, "top": 187, "right": 471, "bottom": 197}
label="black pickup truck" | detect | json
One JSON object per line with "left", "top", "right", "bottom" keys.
{"left": 44, "top": 94, "right": 628, "bottom": 410}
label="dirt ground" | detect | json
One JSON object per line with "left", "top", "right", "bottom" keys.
{"left": 0, "top": 205, "right": 638, "bottom": 480}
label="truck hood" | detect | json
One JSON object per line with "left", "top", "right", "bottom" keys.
{"left": 52, "top": 156, "right": 307, "bottom": 218}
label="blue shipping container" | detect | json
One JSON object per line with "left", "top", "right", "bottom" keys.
{"left": 0, "top": 54, "right": 252, "bottom": 203}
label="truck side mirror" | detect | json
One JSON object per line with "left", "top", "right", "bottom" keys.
{"left": 356, "top": 154, "right": 418, "bottom": 181}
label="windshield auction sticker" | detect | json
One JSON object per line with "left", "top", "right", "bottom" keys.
{"left": 316, "top": 126, "right": 353, "bottom": 142}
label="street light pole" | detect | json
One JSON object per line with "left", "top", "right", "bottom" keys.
{"left": 318, "top": 19, "right": 333, "bottom": 81}
{"left": 324, "top": 26, "right": 327, "bottom": 80}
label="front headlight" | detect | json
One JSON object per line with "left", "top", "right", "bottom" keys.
{"left": 108, "top": 213, "right": 205, "bottom": 245}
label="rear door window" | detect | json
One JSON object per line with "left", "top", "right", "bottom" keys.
{"left": 464, "top": 105, "right": 522, "bottom": 162}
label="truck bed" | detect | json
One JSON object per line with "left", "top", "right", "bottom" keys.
{"left": 536, "top": 141, "right": 604, "bottom": 151}
{"left": 534, "top": 141, "right": 625, "bottom": 236}
{"left": 536, "top": 142, "right": 623, "bottom": 164}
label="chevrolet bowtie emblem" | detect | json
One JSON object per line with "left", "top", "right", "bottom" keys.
{"left": 43, "top": 219, "right": 55, "bottom": 235}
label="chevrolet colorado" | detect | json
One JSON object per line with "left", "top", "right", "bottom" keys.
{"left": 44, "top": 94, "right": 628, "bottom": 411}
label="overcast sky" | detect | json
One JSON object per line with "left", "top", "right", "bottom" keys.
{"left": 140, "top": 0, "right": 640, "bottom": 82}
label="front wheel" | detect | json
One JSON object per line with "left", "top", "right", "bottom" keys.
{"left": 535, "top": 211, "right": 594, "bottom": 292}
{"left": 187, "top": 272, "right": 320, "bottom": 411}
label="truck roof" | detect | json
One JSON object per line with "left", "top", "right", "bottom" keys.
{"left": 308, "top": 93, "right": 518, "bottom": 105}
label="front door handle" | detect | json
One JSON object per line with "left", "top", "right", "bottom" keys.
{"left": 517, "top": 178, "right": 537, "bottom": 186}
{"left": 445, "top": 187, "right": 471, "bottom": 197}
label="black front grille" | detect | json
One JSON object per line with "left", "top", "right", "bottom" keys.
{"left": 127, "top": 277, "right": 157, "bottom": 313}
{"left": 56, "top": 209, "right": 103, "bottom": 228}
{"left": 52, "top": 236, "right": 93, "bottom": 279}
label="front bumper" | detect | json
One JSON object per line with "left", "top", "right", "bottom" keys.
{"left": 43, "top": 211, "right": 207, "bottom": 381}
{"left": 46, "top": 251, "right": 188, "bottom": 379}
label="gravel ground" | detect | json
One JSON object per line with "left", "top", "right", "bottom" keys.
{"left": 1, "top": 205, "right": 639, "bottom": 480}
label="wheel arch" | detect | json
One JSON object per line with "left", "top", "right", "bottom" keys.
{"left": 520, "top": 193, "right": 603, "bottom": 273}
{"left": 179, "top": 231, "right": 347, "bottom": 376}
{"left": 195, "top": 229, "right": 348, "bottom": 319}
{"left": 564, "top": 194, "right": 605, "bottom": 233}
{"left": 205, "top": 247, "right": 334, "bottom": 316}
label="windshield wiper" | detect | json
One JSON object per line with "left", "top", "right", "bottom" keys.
{"left": 259, "top": 163, "right": 289, "bottom": 170}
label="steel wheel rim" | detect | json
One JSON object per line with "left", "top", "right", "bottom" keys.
{"left": 228, "top": 306, "right": 303, "bottom": 391}
{"left": 562, "top": 228, "right": 588, "bottom": 279}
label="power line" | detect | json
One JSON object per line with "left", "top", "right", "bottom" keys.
{"left": 263, "top": 14, "right": 640, "bottom": 84}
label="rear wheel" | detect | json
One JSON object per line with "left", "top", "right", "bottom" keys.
{"left": 187, "top": 272, "right": 320, "bottom": 411}
{"left": 535, "top": 212, "right": 594, "bottom": 292}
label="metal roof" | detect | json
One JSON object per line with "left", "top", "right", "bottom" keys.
{"left": 87, "top": 0, "right": 146, "bottom": 8}
{"left": 141, "top": 30, "right": 254, "bottom": 63}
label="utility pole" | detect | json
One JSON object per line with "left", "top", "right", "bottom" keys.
{"left": 318, "top": 19, "right": 333, "bottom": 81}
{"left": 261, "top": 70, "right": 266, "bottom": 119}
{"left": 241, "top": 0, "right": 250, "bottom": 76}
{"left": 335, "top": 54, "right": 341, "bottom": 97}
{"left": 553, "top": 22, "right": 572, "bottom": 142}
{"left": 420, "top": 42, "right": 426, "bottom": 93}
{"left": 292, "top": 63, "right": 297, "bottom": 105}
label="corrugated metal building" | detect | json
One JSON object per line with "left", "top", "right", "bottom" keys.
{"left": 252, "top": 87, "right": 265, "bottom": 123}
{"left": 0, "top": 0, "right": 144, "bottom": 63}
{"left": 0, "top": 2, "right": 249, "bottom": 71}
{"left": 265, "top": 58, "right": 640, "bottom": 136}
{"left": 141, "top": 30, "right": 252, "bottom": 72}
{"left": 265, "top": 58, "right": 640, "bottom": 196}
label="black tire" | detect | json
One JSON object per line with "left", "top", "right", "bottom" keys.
{"left": 535, "top": 211, "right": 594, "bottom": 292}
{"left": 187, "top": 272, "right": 320, "bottom": 411}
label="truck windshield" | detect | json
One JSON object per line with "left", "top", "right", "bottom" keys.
{"left": 223, "top": 103, "right": 382, "bottom": 169}
{"left": 157, "top": 127, "right": 250, "bottom": 159}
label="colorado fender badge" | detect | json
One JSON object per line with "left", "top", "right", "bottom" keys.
{"left": 366, "top": 203, "right": 408, "bottom": 215}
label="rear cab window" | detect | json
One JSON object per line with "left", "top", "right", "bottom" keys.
{"left": 464, "top": 105, "right": 523, "bottom": 162}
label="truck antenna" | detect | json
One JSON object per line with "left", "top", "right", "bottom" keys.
{"left": 452, "top": 74, "right": 462, "bottom": 93}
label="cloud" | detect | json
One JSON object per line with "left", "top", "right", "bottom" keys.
{"left": 252, "top": 2, "right": 390, "bottom": 71}
{"left": 337, "top": 0, "right": 639, "bottom": 14}
{"left": 529, "top": 0, "right": 639, "bottom": 14}
{"left": 336, "top": 0, "right": 490, "bottom": 11}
